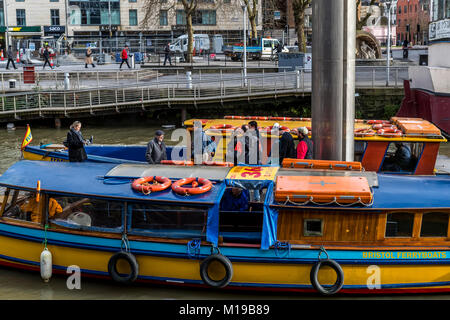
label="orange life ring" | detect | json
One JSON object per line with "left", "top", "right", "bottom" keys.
{"left": 377, "top": 128, "right": 402, "bottom": 137}
{"left": 132, "top": 176, "right": 172, "bottom": 194}
{"left": 372, "top": 123, "right": 395, "bottom": 130}
{"left": 209, "top": 124, "right": 236, "bottom": 132}
{"left": 160, "top": 160, "right": 194, "bottom": 166}
{"left": 367, "top": 120, "right": 391, "bottom": 125}
{"left": 172, "top": 177, "right": 213, "bottom": 196}
{"left": 264, "top": 125, "right": 291, "bottom": 133}
{"left": 202, "top": 161, "right": 234, "bottom": 167}
{"left": 224, "top": 116, "right": 244, "bottom": 120}
{"left": 354, "top": 128, "right": 376, "bottom": 137}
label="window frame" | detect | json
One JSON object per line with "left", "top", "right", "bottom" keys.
{"left": 50, "top": 9, "right": 60, "bottom": 26}
{"left": 16, "top": 9, "right": 26, "bottom": 26}
{"left": 129, "top": 9, "right": 138, "bottom": 26}
{"left": 385, "top": 211, "right": 415, "bottom": 238}
{"left": 419, "top": 211, "right": 450, "bottom": 238}
{"left": 303, "top": 218, "right": 324, "bottom": 237}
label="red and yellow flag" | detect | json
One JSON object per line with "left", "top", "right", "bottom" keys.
{"left": 20, "top": 124, "right": 32, "bottom": 150}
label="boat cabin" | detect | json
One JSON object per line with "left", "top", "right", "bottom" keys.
{"left": 0, "top": 160, "right": 449, "bottom": 251}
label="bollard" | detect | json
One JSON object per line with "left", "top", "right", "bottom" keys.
{"left": 186, "top": 71, "right": 192, "bottom": 89}
{"left": 64, "top": 73, "right": 70, "bottom": 90}
{"left": 295, "top": 69, "right": 300, "bottom": 89}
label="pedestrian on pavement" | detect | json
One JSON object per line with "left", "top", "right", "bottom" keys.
{"left": 163, "top": 42, "right": 172, "bottom": 66}
{"left": 119, "top": 45, "right": 131, "bottom": 69}
{"left": 145, "top": 130, "right": 167, "bottom": 164}
{"left": 64, "top": 121, "right": 91, "bottom": 162}
{"left": 6, "top": 45, "right": 17, "bottom": 70}
{"left": 42, "top": 46, "right": 53, "bottom": 70}
{"left": 296, "top": 127, "right": 313, "bottom": 160}
{"left": 85, "top": 47, "right": 95, "bottom": 68}
{"left": 402, "top": 39, "right": 409, "bottom": 59}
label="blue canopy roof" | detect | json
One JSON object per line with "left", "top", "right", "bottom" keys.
{"left": 0, "top": 160, "right": 226, "bottom": 205}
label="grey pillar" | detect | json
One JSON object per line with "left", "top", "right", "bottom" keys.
{"left": 181, "top": 107, "right": 187, "bottom": 127}
{"left": 311, "top": 0, "right": 355, "bottom": 161}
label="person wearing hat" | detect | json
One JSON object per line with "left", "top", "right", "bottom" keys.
{"left": 145, "top": 130, "right": 167, "bottom": 164}
{"left": 277, "top": 123, "right": 296, "bottom": 165}
{"left": 296, "top": 127, "right": 313, "bottom": 159}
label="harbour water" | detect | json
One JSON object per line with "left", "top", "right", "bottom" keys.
{"left": 0, "top": 123, "right": 449, "bottom": 300}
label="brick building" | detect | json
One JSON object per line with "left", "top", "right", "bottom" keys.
{"left": 396, "top": 0, "right": 430, "bottom": 45}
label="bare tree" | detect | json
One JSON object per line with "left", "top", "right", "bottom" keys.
{"left": 292, "top": 0, "right": 311, "bottom": 53}
{"left": 142, "top": 0, "right": 198, "bottom": 62}
{"left": 241, "top": 0, "right": 259, "bottom": 39}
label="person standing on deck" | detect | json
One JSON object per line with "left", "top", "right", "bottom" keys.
{"left": 296, "top": 127, "right": 313, "bottom": 159}
{"left": 145, "top": 130, "right": 167, "bottom": 164}
{"left": 65, "top": 121, "right": 91, "bottom": 162}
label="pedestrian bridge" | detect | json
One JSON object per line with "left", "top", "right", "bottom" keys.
{"left": 0, "top": 68, "right": 407, "bottom": 123}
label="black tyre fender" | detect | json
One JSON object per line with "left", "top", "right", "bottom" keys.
{"left": 108, "top": 251, "right": 139, "bottom": 284}
{"left": 310, "top": 259, "right": 344, "bottom": 295}
{"left": 200, "top": 254, "right": 233, "bottom": 288}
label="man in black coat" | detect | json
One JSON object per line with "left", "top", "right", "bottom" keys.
{"left": 6, "top": 46, "right": 17, "bottom": 70}
{"left": 145, "top": 130, "right": 167, "bottom": 164}
{"left": 278, "top": 128, "right": 296, "bottom": 165}
{"left": 65, "top": 121, "right": 89, "bottom": 162}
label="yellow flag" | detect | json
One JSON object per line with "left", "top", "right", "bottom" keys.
{"left": 20, "top": 124, "right": 32, "bottom": 150}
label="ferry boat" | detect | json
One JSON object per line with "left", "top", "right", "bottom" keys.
{"left": 22, "top": 116, "right": 448, "bottom": 175}
{"left": 0, "top": 159, "right": 449, "bottom": 294}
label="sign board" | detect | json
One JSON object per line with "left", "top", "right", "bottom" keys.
{"left": 274, "top": 11, "right": 281, "bottom": 20}
{"left": 44, "top": 26, "right": 65, "bottom": 36}
{"left": 429, "top": 18, "right": 450, "bottom": 41}
{"left": 278, "top": 53, "right": 305, "bottom": 71}
{"left": 0, "top": 26, "right": 41, "bottom": 33}
{"left": 226, "top": 166, "right": 279, "bottom": 181}
{"left": 29, "top": 42, "right": 35, "bottom": 51}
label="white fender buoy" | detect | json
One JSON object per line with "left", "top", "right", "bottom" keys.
{"left": 40, "top": 248, "right": 52, "bottom": 282}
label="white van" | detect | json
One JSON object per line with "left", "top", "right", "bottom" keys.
{"left": 170, "top": 34, "right": 210, "bottom": 54}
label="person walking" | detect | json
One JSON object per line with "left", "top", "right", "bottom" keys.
{"left": 163, "top": 42, "right": 172, "bottom": 66}
{"left": 6, "top": 46, "right": 17, "bottom": 70}
{"left": 42, "top": 46, "right": 53, "bottom": 70}
{"left": 85, "top": 47, "right": 95, "bottom": 68}
{"left": 145, "top": 130, "right": 167, "bottom": 164}
{"left": 402, "top": 39, "right": 409, "bottom": 59}
{"left": 119, "top": 45, "right": 131, "bottom": 69}
{"left": 296, "top": 127, "right": 313, "bottom": 160}
{"left": 65, "top": 121, "right": 91, "bottom": 162}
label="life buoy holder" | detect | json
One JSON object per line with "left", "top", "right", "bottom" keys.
{"left": 172, "top": 177, "right": 212, "bottom": 196}
{"left": 264, "top": 125, "right": 291, "bottom": 133}
{"left": 310, "top": 259, "right": 344, "bottom": 295}
{"left": 108, "top": 251, "right": 139, "bottom": 284}
{"left": 131, "top": 176, "right": 172, "bottom": 195}
{"left": 200, "top": 253, "right": 233, "bottom": 288}
{"left": 160, "top": 160, "right": 194, "bottom": 166}
{"left": 354, "top": 128, "right": 376, "bottom": 137}
{"left": 209, "top": 124, "right": 236, "bottom": 133}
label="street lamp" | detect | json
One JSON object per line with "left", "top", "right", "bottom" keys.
{"left": 241, "top": 3, "right": 247, "bottom": 87}
{"left": 386, "top": 1, "right": 392, "bottom": 86}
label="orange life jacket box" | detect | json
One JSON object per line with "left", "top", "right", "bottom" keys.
{"left": 281, "top": 159, "right": 363, "bottom": 171}
{"left": 391, "top": 118, "right": 442, "bottom": 135}
{"left": 275, "top": 175, "right": 373, "bottom": 204}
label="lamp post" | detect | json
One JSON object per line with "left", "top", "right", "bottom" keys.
{"left": 4, "top": 0, "right": 9, "bottom": 48}
{"left": 386, "top": 1, "right": 392, "bottom": 86}
{"left": 241, "top": 4, "right": 248, "bottom": 87}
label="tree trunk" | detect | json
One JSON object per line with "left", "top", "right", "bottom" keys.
{"left": 186, "top": 13, "right": 194, "bottom": 63}
{"left": 297, "top": 12, "right": 306, "bottom": 53}
{"left": 249, "top": 17, "right": 258, "bottom": 40}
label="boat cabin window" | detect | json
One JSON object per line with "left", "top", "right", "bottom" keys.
{"left": 219, "top": 187, "right": 263, "bottom": 243}
{"left": 303, "top": 219, "right": 323, "bottom": 236}
{"left": 420, "top": 212, "right": 449, "bottom": 237}
{"left": 128, "top": 203, "right": 207, "bottom": 238}
{"left": 385, "top": 212, "right": 414, "bottom": 237}
{"left": 49, "top": 195, "right": 123, "bottom": 232}
{"left": 2, "top": 189, "right": 42, "bottom": 224}
{"left": 381, "top": 142, "right": 422, "bottom": 173}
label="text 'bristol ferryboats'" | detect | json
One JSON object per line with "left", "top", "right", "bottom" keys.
{"left": 0, "top": 157, "right": 449, "bottom": 295}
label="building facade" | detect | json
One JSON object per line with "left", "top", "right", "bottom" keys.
{"left": 0, "top": 0, "right": 262, "bottom": 51}
{"left": 396, "top": 0, "right": 430, "bottom": 45}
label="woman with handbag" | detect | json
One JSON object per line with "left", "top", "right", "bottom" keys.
{"left": 85, "top": 48, "right": 95, "bottom": 68}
